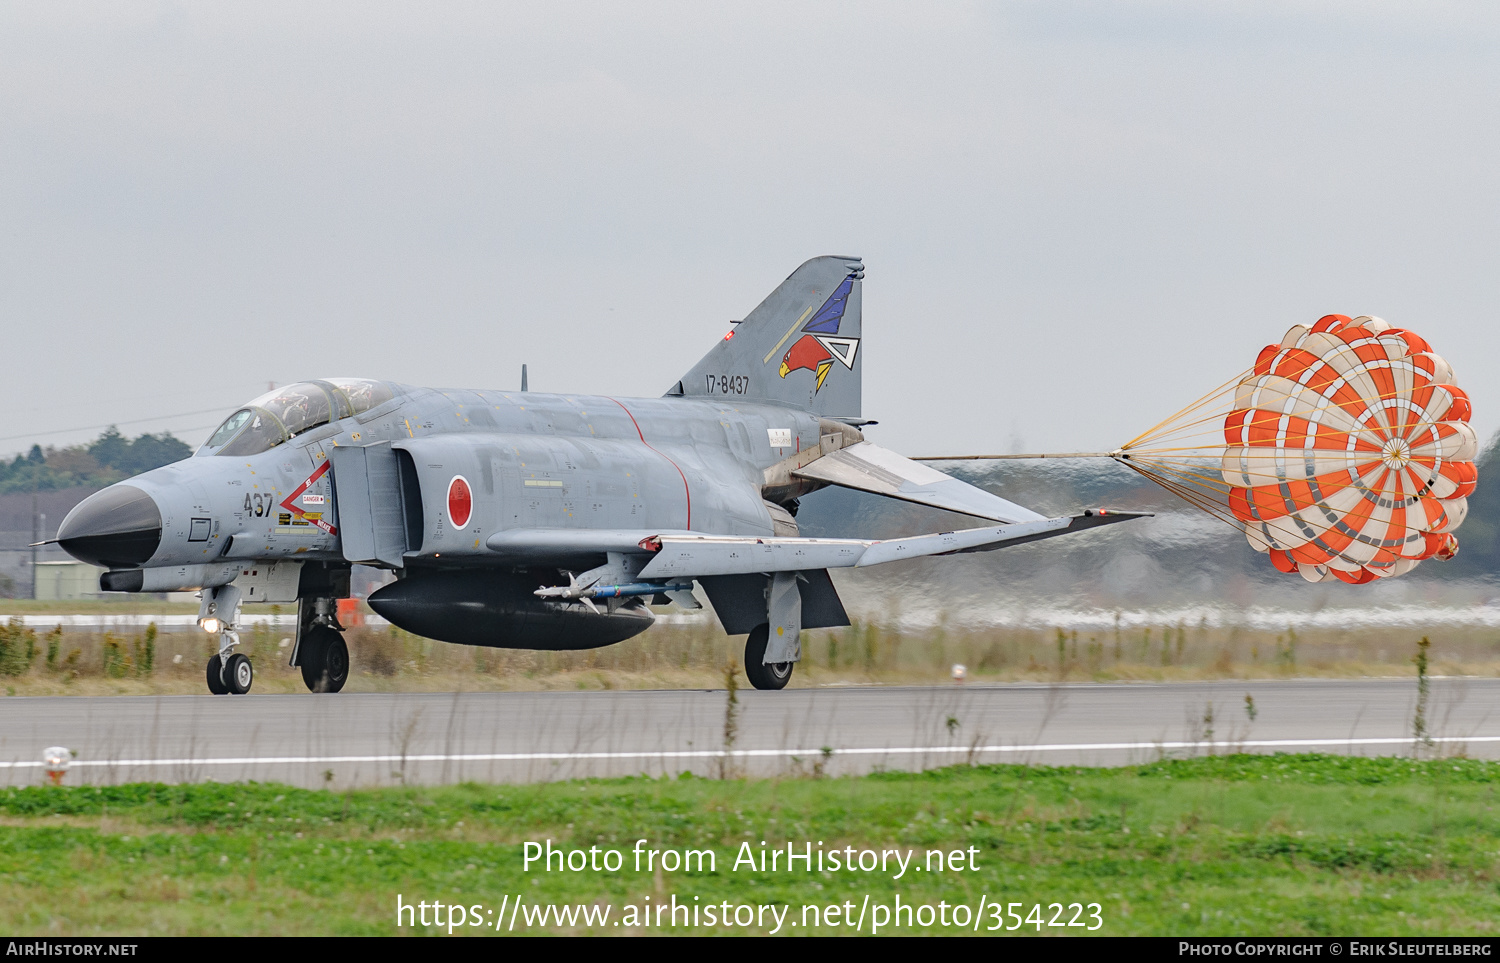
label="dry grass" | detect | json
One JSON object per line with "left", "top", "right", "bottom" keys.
{"left": 0, "top": 608, "right": 1496, "bottom": 695}
{"left": 0, "top": 599, "right": 200, "bottom": 616}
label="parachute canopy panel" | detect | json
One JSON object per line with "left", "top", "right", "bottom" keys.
{"left": 1220, "top": 314, "right": 1475, "bottom": 583}
{"left": 1117, "top": 313, "right": 1475, "bottom": 585}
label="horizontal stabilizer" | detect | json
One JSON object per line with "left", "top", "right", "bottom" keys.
{"left": 793, "top": 442, "right": 1045, "bottom": 523}
{"left": 636, "top": 510, "right": 1148, "bottom": 580}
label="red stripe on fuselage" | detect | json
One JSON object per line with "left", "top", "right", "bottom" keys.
{"left": 608, "top": 397, "right": 691, "bottom": 530}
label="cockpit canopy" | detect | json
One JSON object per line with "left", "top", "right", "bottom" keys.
{"left": 201, "top": 379, "right": 395, "bottom": 457}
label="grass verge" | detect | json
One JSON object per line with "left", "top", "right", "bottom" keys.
{"left": 2, "top": 754, "right": 1497, "bottom": 936}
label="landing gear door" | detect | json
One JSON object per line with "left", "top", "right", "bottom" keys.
{"left": 329, "top": 443, "right": 408, "bottom": 568}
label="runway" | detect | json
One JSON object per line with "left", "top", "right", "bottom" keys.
{"left": 0, "top": 678, "right": 1493, "bottom": 788}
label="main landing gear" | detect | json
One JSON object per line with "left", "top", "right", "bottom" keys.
{"left": 744, "top": 623, "right": 794, "bottom": 691}
{"left": 743, "top": 572, "right": 803, "bottom": 690}
{"left": 298, "top": 624, "right": 349, "bottom": 693}
{"left": 293, "top": 598, "right": 348, "bottom": 693}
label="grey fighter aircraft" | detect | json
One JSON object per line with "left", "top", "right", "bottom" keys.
{"left": 54, "top": 256, "right": 1145, "bottom": 694}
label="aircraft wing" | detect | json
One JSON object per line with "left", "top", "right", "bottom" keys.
{"left": 792, "top": 441, "right": 1045, "bottom": 523}
{"left": 636, "top": 510, "right": 1148, "bottom": 580}
{"left": 485, "top": 528, "right": 697, "bottom": 567}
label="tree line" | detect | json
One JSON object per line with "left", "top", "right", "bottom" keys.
{"left": 0, "top": 428, "right": 192, "bottom": 494}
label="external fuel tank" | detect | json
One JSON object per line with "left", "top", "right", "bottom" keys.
{"left": 366, "top": 570, "right": 653, "bottom": 649}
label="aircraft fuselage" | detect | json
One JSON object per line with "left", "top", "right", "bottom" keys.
{"left": 70, "top": 385, "right": 836, "bottom": 586}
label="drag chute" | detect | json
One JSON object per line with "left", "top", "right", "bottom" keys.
{"left": 1121, "top": 315, "right": 1476, "bottom": 583}
{"left": 916, "top": 314, "right": 1477, "bottom": 584}
{"left": 1220, "top": 315, "right": 1474, "bottom": 582}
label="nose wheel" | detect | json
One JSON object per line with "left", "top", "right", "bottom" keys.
{"left": 199, "top": 584, "right": 251, "bottom": 695}
{"left": 225, "top": 654, "right": 253, "bottom": 694}
{"left": 205, "top": 652, "right": 254, "bottom": 695}
{"left": 299, "top": 625, "right": 349, "bottom": 693}
{"left": 206, "top": 654, "right": 229, "bottom": 695}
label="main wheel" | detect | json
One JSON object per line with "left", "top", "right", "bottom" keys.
{"left": 300, "top": 626, "right": 349, "bottom": 694}
{"left": 225, "top": 653, "right": 253, "bottom": 694}
{"left": 744, "top": 623, "right": 793, "bottom": 691}
{"left": 205, "top": 654, "right": 229, "bottom": 695}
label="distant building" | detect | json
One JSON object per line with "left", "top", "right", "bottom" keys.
{"left": 33, "top": 560, "right": 105, "bottom": 601}
{"left": 0, "top": 487, "right": 102, "bottom": 598}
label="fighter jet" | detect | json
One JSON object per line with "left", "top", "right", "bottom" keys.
{"left": 53, "top": 256, "right": 1146, "bottom": 694}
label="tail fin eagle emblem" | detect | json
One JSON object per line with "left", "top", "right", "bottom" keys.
{"left": 776, "top": 274, "right": 860, "bottom": 393}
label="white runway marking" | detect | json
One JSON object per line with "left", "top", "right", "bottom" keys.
{"left": 4, "top": 735, "right": 1494, "bottom": 771}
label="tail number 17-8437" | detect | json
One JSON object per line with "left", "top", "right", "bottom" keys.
{"left": 706, "top": 375, "right": 750, "bottom": 395}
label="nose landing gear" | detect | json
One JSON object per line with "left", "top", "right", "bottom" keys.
{"left": 225, "top": 653, "right": 254, "bottom": 694}
{"left": 205, "top": 654, "right": 229, "bottom": 695}
{"left": 200, "top": 585, "right": 253, "bottom": 695}
{"left": 207, "top": 652, "right": 254, "bottom": 695}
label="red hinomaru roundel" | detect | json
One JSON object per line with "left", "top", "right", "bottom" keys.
{"left": 447, "top": 475, "right": 473, "bottom": 529}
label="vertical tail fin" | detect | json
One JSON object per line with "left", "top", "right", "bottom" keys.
{"left": 668, "top": 255, "right": 863, "bottom": 420}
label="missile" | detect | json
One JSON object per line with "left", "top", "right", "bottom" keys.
{"left": 534, "top": 579, "right": 693, "bottom": 601}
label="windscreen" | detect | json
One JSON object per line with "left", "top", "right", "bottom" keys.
{"left": 216, "top": 410, "right": 287, "bottom": 457}
{"left": 204, "top": 409, "right": 253, "bottom": 449}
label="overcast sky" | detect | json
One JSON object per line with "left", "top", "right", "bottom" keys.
{"left": 2, "top": 1, "right": 1497, "bottom": 460}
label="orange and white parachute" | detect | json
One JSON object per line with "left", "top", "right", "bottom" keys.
{"left": 1116, "top": 314, "right": 1476, "bottom": 583}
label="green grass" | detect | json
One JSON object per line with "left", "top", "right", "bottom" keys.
{"left": 2, "top": 754, "right": 1498, "bottom": 936}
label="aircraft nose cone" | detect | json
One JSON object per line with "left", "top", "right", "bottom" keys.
{"left": 56, "top": 484, "right": 162, "bottom": 568}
